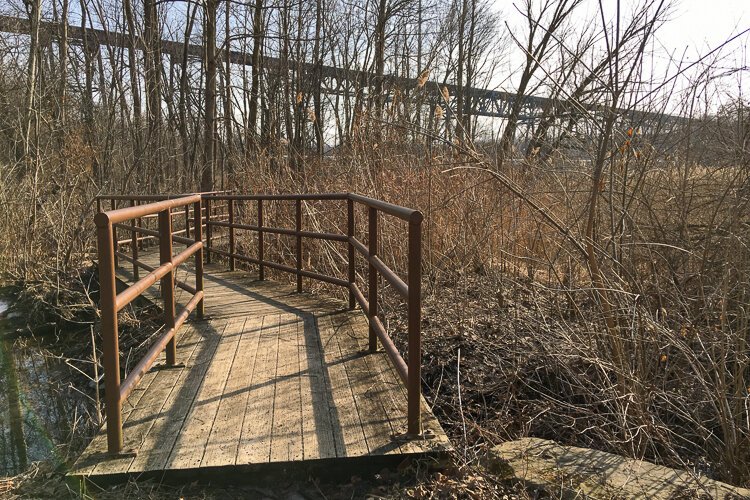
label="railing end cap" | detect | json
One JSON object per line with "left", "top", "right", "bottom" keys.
{"left": 94, "top": 211, "right": 111, "bottom": 227}
{"left": 410, "top": 211, "right": 424, "bottom": 225}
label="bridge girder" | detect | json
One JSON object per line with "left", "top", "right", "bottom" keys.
{"left": 0, "top": 14, "right": 688, "bottom": 131}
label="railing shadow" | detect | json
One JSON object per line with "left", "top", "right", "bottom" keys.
{"left": 113, "top": 258, "right": 361, "bottom": 467}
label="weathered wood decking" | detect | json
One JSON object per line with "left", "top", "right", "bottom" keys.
{"left": 71, "top": 249, "right": 449, "bottom": 481}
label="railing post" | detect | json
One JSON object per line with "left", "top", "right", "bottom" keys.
{"left": 94, "top": 213, "right": 123, "bottom": 454}
{"left": 111, "top": 198, "right": 119, "bottom": 268}
{"left": 137, "top": 201, "right": 144, "bottom": 250}
{"left": 368, "top": 207, "right": 378, "bottom": 352}
{"left": 205, "top": 197, "right": 212, "bottom": 264}
{"left": 159, "top": 210, "right": 177, "bottom": 365}
{"left": 130, "top": 199, "right": 139, "bottom": 280}
{"left": 258, "top": 199, "right": 264, "bottom": 280}
{"left": 347, "top": 198, "right": 355, "bottom": 310}
{"left": 296, "top": 199, "right": 302, "bottom": 293}
{"left": 228, "top": 198, "right": 235, "bottom": 271}
{"left": 184, "top": 204, "right": 191, "bottom": 240}
{"left": 194, "top": 199, "right": 205, "bottom": 319}
{"left": 407, "top": 215, "right": 423, "bottom": 436}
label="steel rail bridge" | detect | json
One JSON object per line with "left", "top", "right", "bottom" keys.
{"left": 0, "top": 14, "right": 686, "bottom": 135}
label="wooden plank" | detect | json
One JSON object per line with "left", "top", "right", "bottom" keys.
{"left": 201, "top": 314, "right": 264, "bottom": 467}
{"left": 363, "top": 347, "right": 415, "bottom": 452}
{"left": 299, "top": 313, "right": 338, "bottom": 460}
{"left": 361, "top": 318, "right": 452, "bottom": 454}
{"left": 72, "top": 304, "right": 194, "bottom": 475}
{"left": 318, "top": 315, "right": 368, "bottom": 458}
{"left": 91, "top": 323, "right": 206, "bottom": 475}
{"left": 166, "top": 317, "right": 244, "bottom": 470}
{"left": 235, "top": 313, "right": 280, "bottom": 464}
{"left": 332, "top": 311, "right": 403, "bottom": 456}
{"left": 76, "top": 245, "right": 450, "bottom": 478}
{"left": 127, "top": 320, "right": 226, "bottom": 472}
{"left": 269, "top": 315, "right": 303, "bottom": 462}
{"left": 71, "top": 354, "right": 163, "bottom": 475}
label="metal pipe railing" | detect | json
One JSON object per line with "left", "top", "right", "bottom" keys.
{"left": 202, "top": 192, "right": 424, "bottom": 437}
{"left": 94, "top": 191, "right": 423, "bottom": 442}
{"left": 94, "top": 194, "right": 205, "bottom": 455}
{"left": 368, "top": 206, "right": 379, "bottom": 353}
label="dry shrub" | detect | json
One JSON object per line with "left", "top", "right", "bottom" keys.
{"left": 217, "top": 135, "right": 750, "bottom": 487}
{"left": 1, "top": 108, "right": 747, "bottom": 488}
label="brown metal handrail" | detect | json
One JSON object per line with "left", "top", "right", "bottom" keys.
{"left": 94, "top": 191, "right": 424, "bottom": 453}
{"left": 96, "top": 193, "right": 228, "bottom": 277}
{"left": 203, "top": 192, "right": 424, "bottom": 437}
{"left": 94, "top": 194, "right": 205, "bottom": 454}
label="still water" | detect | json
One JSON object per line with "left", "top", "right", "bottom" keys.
{"left": 0, "top": 296, "right": 90, "bottom": 476}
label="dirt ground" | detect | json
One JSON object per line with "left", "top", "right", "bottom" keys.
{"left": 2, "top": 454, "right": 543, "bottom": 499}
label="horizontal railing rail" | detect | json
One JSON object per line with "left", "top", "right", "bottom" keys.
{"left": 96, "top": 191, "right": 227, "bottom": 202}
{"left": 96, "top": 193, "right": 228, "bottom": 277}
{"left": 94, "top": 194, "right": 206, "bottom": 454}
{"left": 203, "top": 192, "right": 424, "bottom": 437}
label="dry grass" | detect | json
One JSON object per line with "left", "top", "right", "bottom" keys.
{"left": 217, "top": 137, "right": 750, "bottom": 487}
{"left": 1, "top": 123, "right": 748, "bottom": 491}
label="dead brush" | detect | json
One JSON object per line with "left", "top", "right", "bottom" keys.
{"left": 225, "top": 136, "right": 750, "bottom": 487}
{"left": 0, "top": 103, "right": 747, "bottom": 489}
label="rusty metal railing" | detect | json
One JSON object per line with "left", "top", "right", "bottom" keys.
{"left": 204, "top": 193, "right": 425, "bottom": 437}
{"left": 93, "top": 191, "right": 425, "bottom": 454}
{"left": 94, "top": 194, "right": 206, "bottom": 454}
{"left": 95, "top": 192, "right": 228, "bottom": 275}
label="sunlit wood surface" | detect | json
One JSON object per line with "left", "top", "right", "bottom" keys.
{"left": 70, "top": 249, "right": 449, "bottom": 480}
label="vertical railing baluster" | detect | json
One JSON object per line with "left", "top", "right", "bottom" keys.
{"left": 407, "top": 214, "right": 423, "bottom": 436}
{"left": 184, "top": 204, "right": 191, "bottom": 240}
{"left": 94, "top": 213, "right": 122, "bottom": 454}
{"left": 194, "top": 199, "right": 205, "bottom": 319}
{"left": 296, "top": 199, "right": 302, "bottom": 293}
{"left": 111, "top": 198, "right": 119, "bottom": 268}
{"left": 228, "top": 198, "right": 235, "bottom": 271}
{"left": 258, "top": 199, "right": 264, "bottom": 280}
{"left": 368, "top": 207, "right": 378, "bottom": 352}
{"left": 347, "top": 198, "right": 355, "bottom": 310}
{"left": 130, "top": 199, "right": 139, "bottom": 280}
{"left": 159, "top": 210, "right": 177, "bottom": 365}
{"left": 137, "top": 201, "right": 143, "bottom": 251}
{"left": 205, "top": 197, "right": 212, "bottom": 264}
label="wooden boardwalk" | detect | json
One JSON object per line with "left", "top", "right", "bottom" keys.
{"left": 71, "top": 249, "right": 449, "bottom": 481}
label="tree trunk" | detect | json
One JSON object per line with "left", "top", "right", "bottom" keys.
{"left": 202, "top": 0, "right": 217, "bottom": 191}
{"left": 312, "top": 0, "right": 324, "bottom": 157}
{"left": 123, "top": 0, "right": 142, "bottom": 177}
{"left": 456, "top": 0, "right": 467, "bottom": 143}
{"left": 224, "top": 1, "right": 234, "bottom": 182}
{"left": 248, "top": 0, "right": 264, "bottom": 150}
{"left": 144, "top": 0, "right": 162, "bottom": 189}
{"left": 21, "top": 0, "right": 41, "bottom": 161}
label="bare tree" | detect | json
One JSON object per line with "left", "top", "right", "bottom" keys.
{"left": 500, "top": 0, "right": 582, "bottom": 157}
{"left": 203, "top": 0, "right": 217, "bottom": 191}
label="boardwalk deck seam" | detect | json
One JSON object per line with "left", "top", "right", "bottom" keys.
{"left": 125, "top": 321, "right": 219, "bottom": 472}
{"left": 153, "top": 319, "right": 229, "bottom": 470}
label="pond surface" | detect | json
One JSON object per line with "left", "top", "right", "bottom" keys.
{"left": 0, "top": 294, "right": 93, "bottom": 477}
